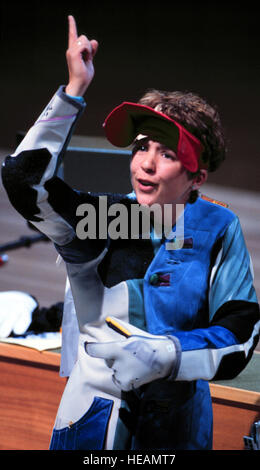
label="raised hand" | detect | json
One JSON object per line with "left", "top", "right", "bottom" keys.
{"left": 65, "top": 15, "right": 98, "bottom": 97}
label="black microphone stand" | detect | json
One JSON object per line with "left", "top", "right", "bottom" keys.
{"left": 0, "top": 233, "right": 49, "bottom": 253}
{"left": 0, "top": 230, "right": 50, "bottom": 266}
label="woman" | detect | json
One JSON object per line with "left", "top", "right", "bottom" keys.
{"left": 2, "top": 16, "right": 259, "bottom": 450}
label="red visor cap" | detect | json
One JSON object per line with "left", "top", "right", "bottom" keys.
{"left": 103, "top": 102, "right": 206, "bottom": 173}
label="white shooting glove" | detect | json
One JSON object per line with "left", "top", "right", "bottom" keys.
{"left": 85, "top": 316, "right": 179, "bottom": 392}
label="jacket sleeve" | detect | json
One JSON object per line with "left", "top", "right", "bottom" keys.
{"left": 1, "top": 87, "right": 111, "bottom": 333}
{"left": 1, "top": 86, "right": 86, "bottom": 246}
{"left": 173, "top": 216, "right": 260, "bottom": 382}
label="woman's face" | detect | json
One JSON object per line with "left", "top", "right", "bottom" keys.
{"left": 130, "top": 137, "right": 194, "bottom": 209}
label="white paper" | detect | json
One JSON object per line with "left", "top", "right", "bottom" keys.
{"left": 0, "top": 331, "right": 61, "bottom": 351}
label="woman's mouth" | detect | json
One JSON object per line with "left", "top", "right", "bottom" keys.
{"left": 137, "top": 179, "right": 158, "bottom": 192}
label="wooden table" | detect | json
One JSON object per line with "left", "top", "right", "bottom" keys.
{"left": 0, "top": 342, "right": 66, "bottom": 450}
{"left": 210, "top": 383, "right": 260, "bottom": 450}
{"left": 0, "top": 342, "right": 259, "bottom": 450}
{"left": 210, "top": 352, "right": 260, "bottom": 450}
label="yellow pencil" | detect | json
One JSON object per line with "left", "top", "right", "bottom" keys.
{"left": 106, "top": 316, "right": 132, "bottom": 338}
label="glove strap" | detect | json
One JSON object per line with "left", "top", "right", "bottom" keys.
{"left": 165, "top": 335, "right": 182, "bottom": 381}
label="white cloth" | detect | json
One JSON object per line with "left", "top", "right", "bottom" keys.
{"left": 0, "top": 291, "right": 38, "bottom": 337}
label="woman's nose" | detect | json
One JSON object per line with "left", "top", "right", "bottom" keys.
{"left": 141, "top": 150, "right": 156, "bottom": 173}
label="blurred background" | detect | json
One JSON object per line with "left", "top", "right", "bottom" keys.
{"left": 0, "top": 0, "right": 259, "bottom": 310}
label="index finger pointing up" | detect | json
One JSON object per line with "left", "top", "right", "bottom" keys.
{"left": 68, "top": 15, "right": 78, "bottom": 46}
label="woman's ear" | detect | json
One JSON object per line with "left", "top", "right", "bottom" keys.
{"left": 192, "top": 169, "right": 208, "bottom": 190}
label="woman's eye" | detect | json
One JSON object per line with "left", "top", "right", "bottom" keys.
{"left": 163, "top": 152, "right": 176, "bottom": 160}
{"left": 132, "top": 143, "right": 148, "bottom": 156}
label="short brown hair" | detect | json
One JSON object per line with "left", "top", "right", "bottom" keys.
{"left": 138, "top": 89, "right": 227, "bottom": 173}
